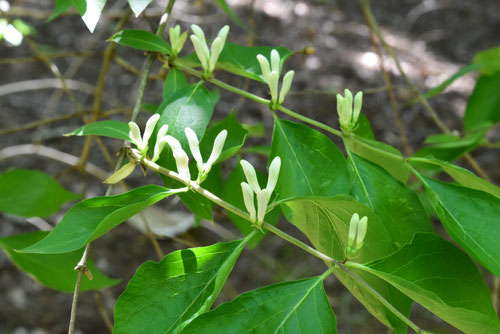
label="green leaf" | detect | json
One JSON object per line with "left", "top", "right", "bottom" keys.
{"left": 413, "top": 132, "right": 484, "bottom": 163}
{"left": 214, "top": 0, "right": 246, "bottom": 29}
{"left": 348, "top": 153, "right": 432, "bottom": 247}
{"left": 127, "top": 0, "right": 153, "bottom": 17}
{"left": 113, "top": 236, "right": 253, "bottom": 334}
{"left": 163, "top": 68, "right": 188, "bottom": 100}
{"left": 0, "top": 169, "right": 79, "bottom": 218}
{"left": 181, "top": 43, "right": 292, "bottom": 82}
{"left": 347, "top": 134, "right": 410, "bottom": 183}
{"left": 358, "top": 233, "right": 500, "bottom": 333}
{"left": 49, "top": 0, "right": 74, "bottom": 21}
{"left": 418, "top": 175, "right": 500, "bottom": 277}
{"left": 72, "top": 0, "right": 106, "bottom": 33}
{"left": 270, "top": 119, "right": 350, "bottom": 202}
{"left": 65, "top": 120, "right": 131, "bottom": 141}
{"left": 473, "top": 46, "right": 500, "bottom": 75}
{"left": 352, "top": 113, "right": 375, "bottom": 139}
{"left": 409, "top": 156, "right": 500, "bottom": 198}
{"left": 464, "top": 72, "right": 500, "bottom": 130}
{"left": 422, "top": 63, "right": 480, "bottom": 99}
{"left": 109, "top": 29, "right": 171, "bottom": 54}
{"left": 283, "top": 196, "right": 412, "bottom": 333}
{"left": 181, "top": 274, "right": 337, "bottom": 334}
{"left": 19, "top": 185, "right": 184, "bottom": 254}
{"left": 0, "top": 231, "right": 118, "bottom": 292}
{"left": 223, "top": 163, "right": 281, "bottom": 248}
{"left": 199, "top": 111, "right": 248, "bottom": 163}
{"left": 155, "top": 84, "right": 215, "bottom": 221}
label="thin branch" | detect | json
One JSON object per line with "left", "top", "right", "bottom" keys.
{"left": 0, "top": 51, "right": 98, "bottom": 65}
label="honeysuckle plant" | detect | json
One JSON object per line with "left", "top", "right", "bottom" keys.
{"left": 3, "top": 2, "right": 500, "bottom": 334}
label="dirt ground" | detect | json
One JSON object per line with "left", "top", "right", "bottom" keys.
{"left": 1, "top": 0, "right": 499, "bottom": 333}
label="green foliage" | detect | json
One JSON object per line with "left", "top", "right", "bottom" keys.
{"left": 0, "top": 169, "right": 79, "bottom": 218}
{"left": 0, "top": 231, "right": 118, "bottom": 292}
{"left": 464, "top": 71, "right": 500, "bottom": 130}
{"left": 65, "top": 120, "right": 132, "bottom": 141}
{"left": 110, "top": 29, "right": 171, "bottom": 54}
{"left": 113, "top": 237, "right": 252, "bottom": 333}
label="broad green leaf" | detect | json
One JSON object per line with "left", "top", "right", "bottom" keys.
{"left": 72, "top": 0, "right": 106, "bottom": 33}
{"left": 180, "top": 43, "right": 292, "bottom": 82}
{"left": 223, "top": 163, "right": 281, "bottom": 248}
{"left": 0, "top": 231, "right": 118, "bottom": 292}
{"left": 422, "top": 63, "right": 480, "bottom": 99}
{"left": 181, "top": 274, "right": 337, "bottom": 334}
{"left": 409, "top": 156, "right": 500, "bottom": 198}
{"left": 347, "top": 134, "right": 410, "bottom": 183}
{"left": 283, "top": 196, "right": 412, "bottom": 333}
{"left": 413, "top": 131, "right": 484, "bottom": 163}
{"left": 214, "top": 0, "right": 246, "bottom": 29}
{"left": 49, "top": 0, "right": 74, "bottom": 21}
{"left": 464, "top": 72, "right": 500, "bottom": 130}
{"left": 109, "top": 29, "right": 171, "bottom": 54}
{"left": 65, "top": 120, "right": 131, "bottom": 141}
{"left": 199, "top": 111, "right": 248, "bottom": 163}
{"left": 127, "top": 0, "right": 152, "bottom": 17}
{"left": 242, "top": 122, "right": 265, "bottom": 137}
{"left": 418, "top": 175, "right": 500, "bottom": 277}
{"left": 270, "top": 118, "right": 350, "bottom": 202}
{"left": 348, "top": 153, "right": 432, "bottom": 247}
{"left": 113, "top": 236, "right": 253, "bottom": 334}
{"left": 352, "top": 113, "right": 375, "bottom": 139}
{"left": 154, "top": 84, "right": 215, "bottom": 221}
{"left": 163, "top": 68, "right": 188, "bottom": 100}
{"left": 19, "top": 185, "right": 184, "bottom": 254}
{"left": 473, "top": 46, "right": 500, "bottom": 75}
{"left": 357, "top": 233, "right": 500, "bottom": 333}
{"left": 0, "top": 169, "right": 79, "bottom": 218}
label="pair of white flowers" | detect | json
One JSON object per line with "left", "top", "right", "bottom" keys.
{"left": 240, "top": 157, "right": 281, "bottom": 227}
{"left": 346, "top": 213, "right": 368, "bottom": 256}
{"left": 256, "top": 50, "right": 294, "bottom": 106}
{"left": 190, "top": 24, "right": 229, "bottom": 77}
{"left": 105, "top": 114, "right": 227, "bottom": 185}
{"left": 336, "top": 89, "right": 363, "bottom": 135}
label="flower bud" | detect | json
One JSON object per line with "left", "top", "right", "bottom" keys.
{"left": 128, "top": 122, "right": 143, "bottom": 149}
{"left": 217, "top": 25, "right": 230, "bottom": 44}
{"left": 191, "top": 24, "right": 207, "bottom": 45}
{"left": 266, "top": 156, "right": 281, "bottom": 194}
{"left": 241, "top": 182, "right": 256, "bottom": 222}
{"left": 256, "top": 189, "right": 271, "bottom": 224}
{"left": 268, "top": 71, "right": 279, "bottom": 104}
{"left": 352, "top": 91, "right": 363, "bottom": 123}
{"left": 190, "top": 35, "right": 210, "bottom": 69}
{"left": 257, "top": 54, "right": 271, "bottom": 80}
{"left": 270, "top": 49, "right": 280, "bottom": 74}
{"left": 177, "top": 31, "right": 188, "bottom": 54}
{"left": 169, "top": 26, "right": 179, "bottom": 51}
{"left": 347, "top": 213, "right": 359, "bottom": 250}
{"left": 209, "top": 37, "right": 224, "bottom": 72}
{"left": 240, "top": 159, "right": 261, "bottom": 193}
{"left": 205, "top": 129, "right": 227, "bottom": 171}
{"left": 278, "top": 70, "right": 295, "bottom": 104}
{"left": 355, "top": 216, "right": 368, "bottom": 250}
{"left": 105, "top": 161, "right": 136, "bottom": 184}
{"left": 173, "top": 148, "right": 190, "bottom": 180}
{"left": 142, "top": 114, "right": 160, "bottom": 150}
{"left": 184, "top": 127, "right": 203, "bottom": 169}
{"left": 344, "top": 89, "right": 353, "bottom": 106}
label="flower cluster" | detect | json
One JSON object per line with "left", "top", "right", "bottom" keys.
{"left": 346, "top": 213, "right": 368, "bottom": 257}
{"left": 256, "top": 50, "right": 294, "bottom": 107}
{"left": 190, "top": 24, "right": 229, "bottom": 77}
{"left": 240, "top": 157, "right": 281, "bottom": 227}
{"left": 169, "top": 25, "right": 188, "bottom": 57}
{"left": 336, "top": 89, "right": 363, "bottom": 135}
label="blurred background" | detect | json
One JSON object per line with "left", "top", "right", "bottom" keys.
{"left": 1, "top": 0, "right": 499, "bottom": 333}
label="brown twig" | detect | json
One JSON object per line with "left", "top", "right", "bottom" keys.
{"left": 0, "top": 51, "right": 99, "bottom": 65}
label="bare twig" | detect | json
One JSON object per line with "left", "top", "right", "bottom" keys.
{"left": 0, "top": 51, "right": 98, "bottom": 65}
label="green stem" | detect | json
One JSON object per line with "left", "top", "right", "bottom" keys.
{"left": 344, "top": 262, "right": 423, "bottom": 333}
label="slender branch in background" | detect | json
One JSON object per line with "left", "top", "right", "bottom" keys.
{"left": 67, "top": 2, "right": 178, "bottom": 333}
{"left": 361, "top": 6, "right": 411, "bottom": 156}
{"left": 0, "top": 51, "right": 99, "bottom": 65}
{"left": 359, "top": 0, "right": 491, "bottom": 181}
{"left": 94, "top": 291, "right": 113, "bottom": 331}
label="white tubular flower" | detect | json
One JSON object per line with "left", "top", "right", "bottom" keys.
{"left": 165, "top": 135, "right": 182, "bottom": 152}
{"left": 266, "top": 156, "right": 281, "bottom": 194}
{"left": 256, "top": 54, "right": 271, "bottom": 79}
{"left": 173, "top": 148, "right": 190, "bottom": 180}
{"left": 128, "top": 114, "right": 161, "bottom": 156}
{"left": 241, "top": 182, "right": 256, "bottom": 222}
{"left": 205, "top": 129, "right": 227, "bottom": 171}
{"left": 240, "top": 160, "right": 261, "bottom": 194}
{"left": 128, "top": 122, "right": 143, "bottom": 149}
{"left": 190, "top": 24, "right": 229, "bottom": 76}
{"left": 268, "top": 71, "right": 279, "bottom": 105}
{"left": 346, "top": 213, "right": 368, "bottom": 256}
{"left": 185, "top": 128, "right": 203, "bottom": 169}
{"left": 152, "top": 124, "right": 169, "bottom": 162}
{"left": 270, "top": 49, "right": 280, "bottom": 73}
{"left": 256, "top": 189, "right": 270, "bottom": 224}
{"left": 105, "top": 161, "right": 136, "bottom": 184}
{"left": 336, "top": 89, "right": 364, "bottom": 135}
{"left": 142, "top": 114, "right": 160, "bottom": 149}
{"left": 278, "top": 70, "right": 295, "bottom": 104}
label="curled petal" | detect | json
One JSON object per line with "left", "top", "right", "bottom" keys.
{"left": 240, "top": 159, "right": 261, "bottom": 194}
{"left": 173, "top": 148, "right": 190, "bottom": 180}
{"left": 205, "top": 129, "right": 227, "bottom": 172}
{"left": 165, "top": 135, "right": 182, "bottom": 152}
{"left": 266, "top": 156, "right": 281, "bottom": 194}
{"left": 152, "top": 137, "right": 168, "bottom": 162}
{"left": 128, "top": 122, "right": 143, "bottom": 149}
{"left": 184, "top": 128, "right": 203, "bottom": 169}
{"left": 142, "top": 114, "right": 160, "bottom": 148}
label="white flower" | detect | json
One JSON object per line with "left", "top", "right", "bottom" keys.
{"left": 346, "top": 213, "right": 368, "bottom": 256}
{"left": 190, "top": 24, "right": 230, "bottom": 76}
{"left": 152, "top": 124, "right": 169, "bottom": 162}
{"left": 336, "top": 89, "right": 363, "bottom": 135}
{"left": 128, "top": 114, "right": 161, "bottom": 156}
{"left": 256, "top": 50, "right": 295, "bottom": 106}
{"left": 239, "top": 156, "right": 281, "bottom": 226}
{"left": 172, "top": 148, "right": 190, "bottom": 180}
{"left": 184, "top": 127, "right": 227, "bottom": 183}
